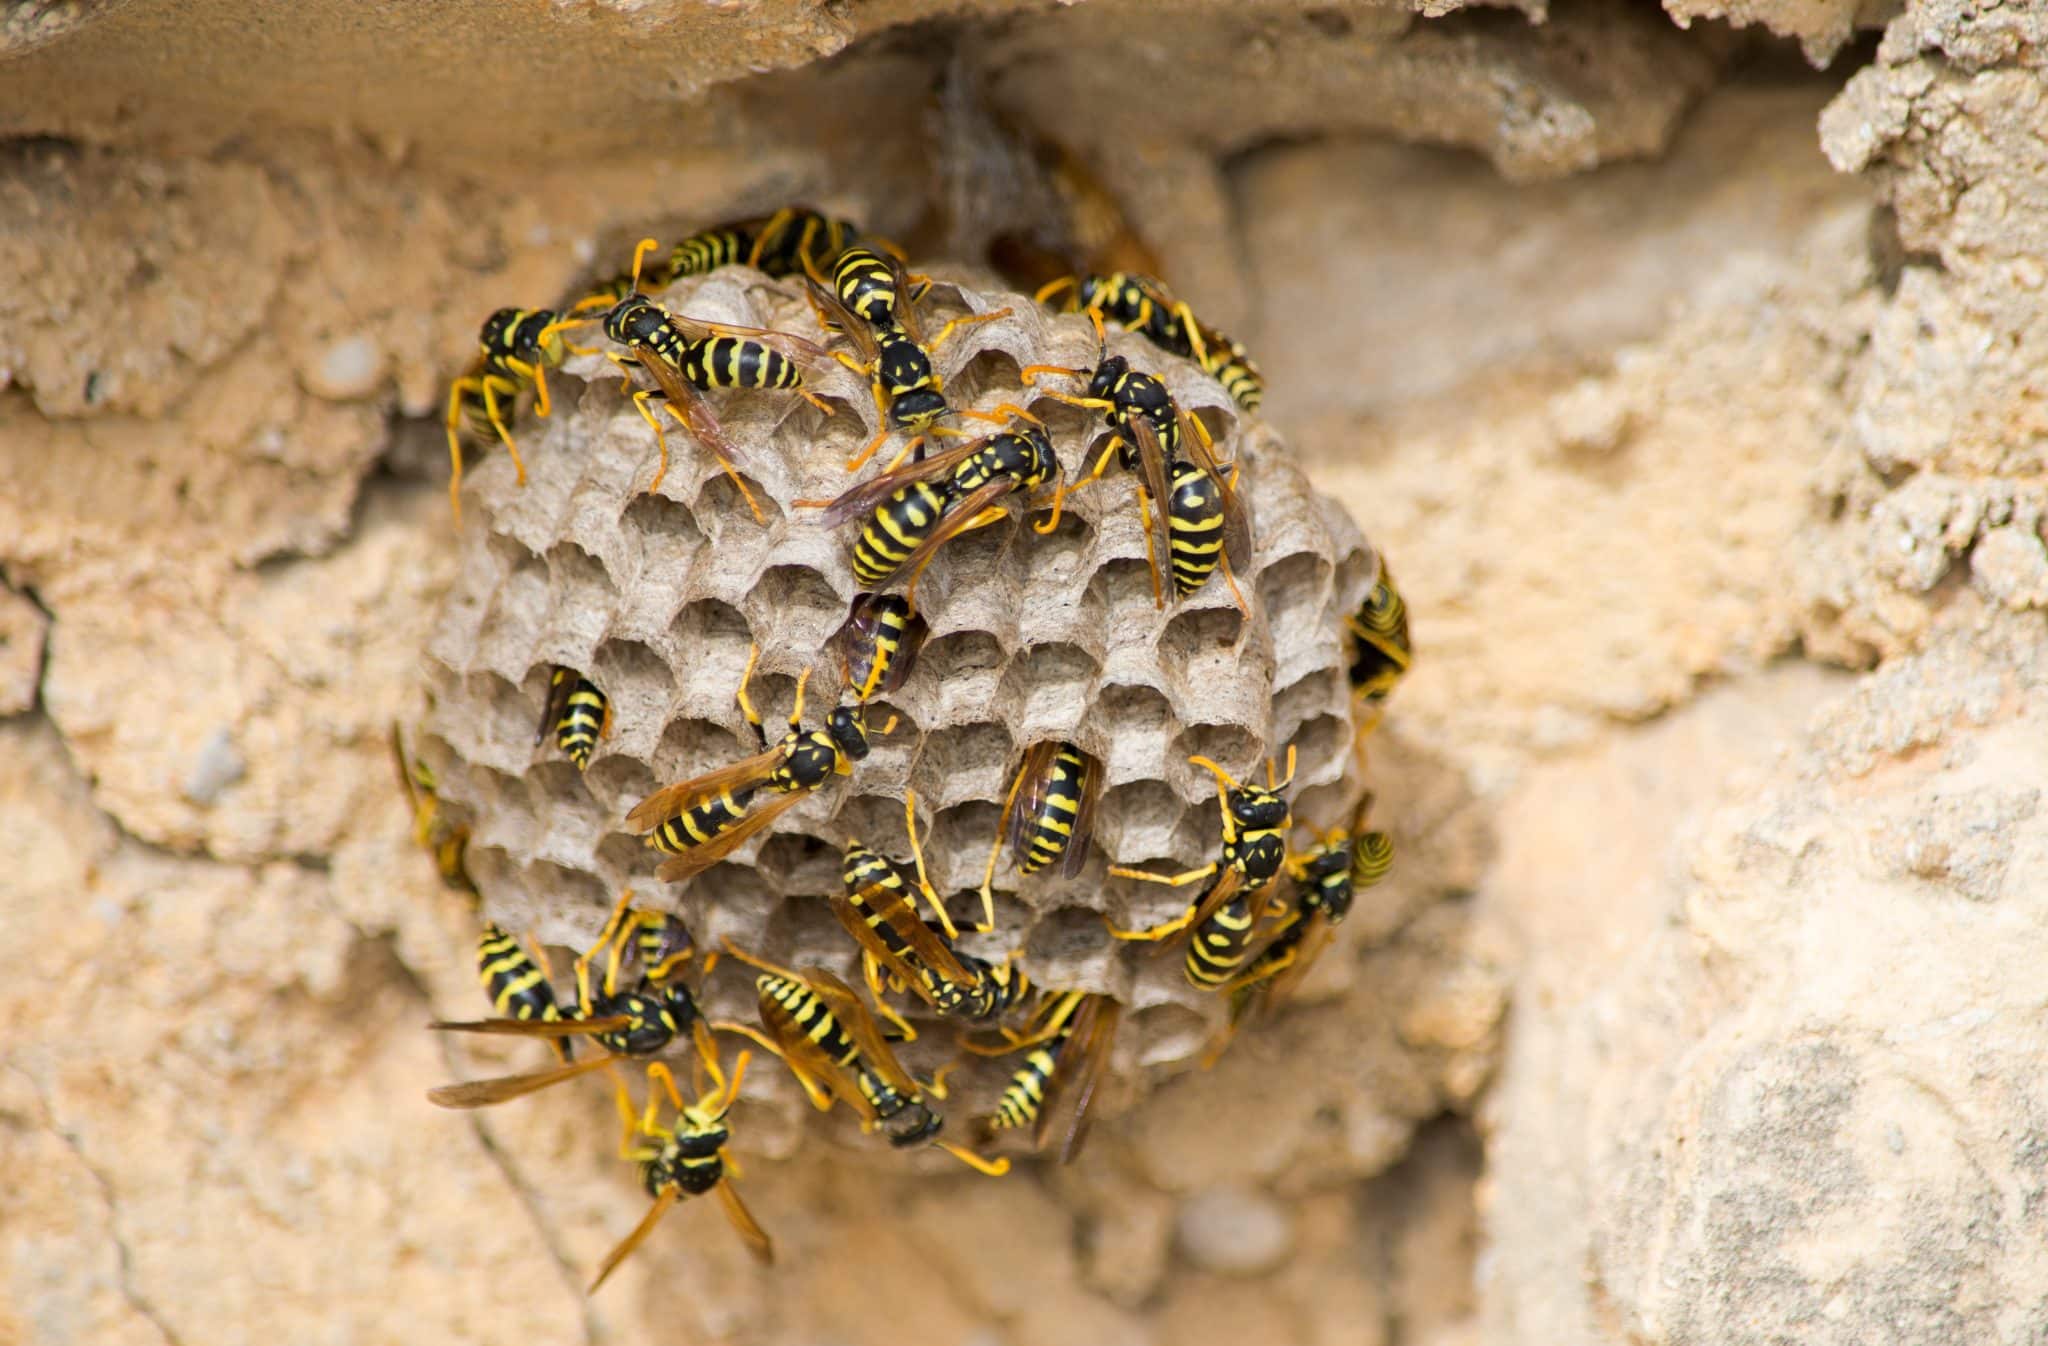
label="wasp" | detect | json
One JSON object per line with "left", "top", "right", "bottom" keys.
{"left": 536, "top": 666, "right": 609, "bottom": 771}
{"left": 474, "top": 924, "right": 576, "bottom": 1063}
{"left": 390, "top": 723, "right": 475, "bottom": 894}
{"left": 544, "top": 239, "right": 834, "bottom": 521}
{"left": 717, "top": 945, "right": 1010, "bottom": 1176}
{"left": 806, "top": 245, "right": 1013, "bottom": 472}
{"left": 1022, "top": 345, "right": 1252, "bottom": 613}
{"left": 977, "top": 741, "right": 1100, "bottom": 916}
{"left": 800, "top": 415, "right": 1065, "bottom": 604}
{"left": 443, "top": 307, "right": 586, "bottom": 525}
{"left": 577, "top": 205, "right": 862, "bottom": 312}
{"left": 588, "top": 1055, "right": 773, "bottom": 1293}
{"left": 1036, "top": 272, "right": 1264, "bottom": 412}
{"left": 828, "top": 592, "right": 929, "bottom": 704}
{"left": 1201, "top": 811, "right": 1394, "bottom": 1065}
{"left": 832, "top": 791, "right": 1030, "bottom": 1026}
{"left": 964, "top": 989, "right": 1122, "bottom": 1164}
{"left": 626, "top": 644, "right": 885, "bottom": 883}
{"left": 427, "top": 888, "right": 715, "bottom": 1110}
{"left": 1347, "top": 566, "right": 1413, "bottom": 725}
{"left": 1105, "top": 747, "right": 1298, "bottom": 989}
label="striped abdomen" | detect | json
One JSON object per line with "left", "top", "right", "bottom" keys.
{"left": 991, "top": 1043, "right": 1058, "bottom": 1132}
{"left": 680, "top": 337, "right": 802, "bottom": 393}
{"left": 1200, "top": 333, "right": 1264, "bottom": 412}
{"left": 840, "top": 844, "right": 920, "bottom": 965}
{"left": 648, "top": 787, "right": 756, "bottom": 855}
{"left": 1351, "top": 830, "right": 1394, "bottom": 888}
{"left": 1166, "top": 460, "right": 1226, "bottom": 596}
{"left": 757, "top": 974, "right": 861, "bottom": 1069}
{"left": 550, "top": 672, "right": 606, "bottom": 769}
{"left": 853, "top": 481, "right": 951, "bottom": 586}
{"left": 833, "top": 248, "right": 902, "bottom": 328}
{"left": 477, "top": 924, "right": 573, "bottom": 1061}
{"left": 667, "top": 227, "right": 750, "bottom": 281}
{"left": 457, "top": 373, "right": 520, "bottom": 439}
{"left": 1020, "top": 745, "right": 1090, "bottom": 874}
{"left": 1186, "top": 891, "right": 1261, "bottom": 990}
{"left": 1348, "top": 575, "right": 1412, "bottom": 697}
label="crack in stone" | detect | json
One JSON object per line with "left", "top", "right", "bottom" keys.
{"left": 377, "top": 937, "right": 608, "bottom": 1346}
{"left": 11, "top": 1066, "right": 186, "bottom": 1346}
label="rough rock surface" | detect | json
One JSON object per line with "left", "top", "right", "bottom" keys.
{"left": 5, "top": 1, "right": 2045, "bottom": 1344}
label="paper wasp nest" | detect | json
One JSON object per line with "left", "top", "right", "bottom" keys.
{"left": 418, "top": 263, "right": 1381, "bottom": 1137}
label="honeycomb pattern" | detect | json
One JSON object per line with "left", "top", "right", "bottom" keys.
{"left": 420, "top": 262, "right": 1383, "bottom": 1135}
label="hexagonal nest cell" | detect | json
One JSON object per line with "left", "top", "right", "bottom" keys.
{"left": 418, "top": 260, "right": 1385, "bottom": 1142}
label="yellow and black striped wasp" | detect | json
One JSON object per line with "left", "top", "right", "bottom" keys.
{"left": 1201, "top": 808, "right": 1393, "bottom": 1064}
{"left": 426, "top": 888, "right": 715, "bottom": 1110}
{"left": 827, "top": 592, "right": 928, "bottom": 704}
{"left": 1104, "top": 747, "right": 1298, "bottom": 990}
{"left": 581, "top": 205, "right": 863, "bottom": 306}
{"left": 717, "top": 945, "right": 1011, "bottom": 1176}
{"left": 1346, "top": 566, "right": 1412, "bottom": 728}
{"left": 443, "top": 306, "right": 581, "bottom": 525}
{"left": 805, "top": 245, "right": 1013, "bottom": 473}
{"left": 390, "top": 723, "right": 475, "bottom": 894}
{"left": 588, "top": 1054, "right": 773, "bottom": 1293}
{"left": 544, "top": 238, "right": 835, "bottom": 520}
{"left": 1022, "top": 344, "right": 1252, "bottom": 614}
{"left": 472, "top": 923, "right": 577, "bottom": 1063}
{"left": 1037, "top": 272, "right": 1264, "bottom": 413}
{"left": 831, "top": 791, "right": 1030, "bottom": 1026}
{"left": 799, "top": 413, "right": 1065, "bottom": 606}
{"left": 626, "top": 644, "right": 886, "bottom": 883}
{"left": 966, "top": 988, "right": 1123, "bottom": 1164}
{"left": 977, "top": 740, "right": 1100, "bottom": 918}
{"left": 536, "top": 666, "right": 609, "bottom": 771}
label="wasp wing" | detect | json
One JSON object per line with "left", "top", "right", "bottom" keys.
{"left": 661, "top": 310, "right": 831, "bottom": 363}
{"left": 1041, "top": 994, "right": 1122, "bottom": 1164}
{"left": 717, "top": 1181, "right": 776, "bottom": 1265}
{"left": 652, "top": 788, "right": 809, "bottom": 883}
{"left": 1125, "top": 412, "right": 1175, "bottom": 566}
{"left": 536, "top": 667, "right": 575, "bottom": 747}
{"left": 1180, "top": 409, "right": 1254, "bottom": 573}
{"left": 624, "top": 745, "right": 789, "bottom": 832}
{"left": 1003, "top": 741, "right": 1062, "bottom": 860}
{"left": 875, "top": 476, "right": 1021, "bottom": 592}
{"left": 753, "top": 978, "right": 877, "bottom": 1124}
{"left": 588, "top": 1186, "right": 679, "bottom": 1293}
{"left": 426, "top": 1052, "right": 618, "bottom": 1109}
{"left": 814, "top": 434, "right": 991, "bottom": 528}
{"left": 428, "top": 1014, "right": 633, "bottom": 1038}
{"left": 802, "top": 967, "right": 922, "bottom": 1098}
{"left": 829, "top": 880, "right": 977, "bottom": 994}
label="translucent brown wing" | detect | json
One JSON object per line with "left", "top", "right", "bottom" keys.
{"left": 1259, "top": 914, "right": 1336, "bottom": 1010}
{"left": 624, "top": 745, "right": 790, "bottom": 831}
{"left": 1125, "top": 411, "right": 1175, "bottom": 563}
{"left": 625, "top": 341, "right": 748, "bottom": 469}
{"left": 878, "top": 248, "right": 929, "bottom": 349}
{"left": 1003, "top": 741, "right": 1063, "bottom": 859}
{"left": 1061, "top": 752, "right": 1102, "bottom": 879}
{"left": 753, "top": 978, "right": 877, "bottom": 1123}
{"left": 717, "top": 1181, "right": 775, "bottom": 1265}
{"left": 1038, "top": 994, "right": 1122, "bottom": 1163}
{"left": 652, "top": 788, "right": 809, "bottom": 883}
{"left": 877, "top": 476, "right": 1020, "bottom": 591}
{"left": 428, "top": 1014, "right": 633, "bottom": 1038}
{"left": 1187, "top": 864, "right": 1248, "bottom": 934}
{"left": 588, "top": 1186, "right": 678, "bottom": 1293}
{"left": 660, "top": 310, "right": 830, "bottom": 363}
{"left": 815, "top": 433, "right": 993, "bottom": 528}
{"left": 1179, "top": 408, "right": 1254, "bottom": 571}
{"left": 426, "top": 1052, "right": 617, "bottom": 1109}
{"left": 828, "top": 880, "right": 976, "bottom": 994}
{"left": 828, "top": 596, "right": 929, "bottom": 698}
{"left": 802, "top": 966, "right": 920, "bottom": 1098}
{"left": 536, "top": 666, "right": 575, "bottom": 747}
{"left": 806, "top": 275, "right": 880, "bottom": 366}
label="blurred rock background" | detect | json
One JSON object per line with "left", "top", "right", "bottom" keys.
{"left": 3, "top": 1, "right": 2045, "bottom": 1343}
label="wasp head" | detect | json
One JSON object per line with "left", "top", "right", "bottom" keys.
{"left": 826, "top": 703, "right": 872, "bottom": 763}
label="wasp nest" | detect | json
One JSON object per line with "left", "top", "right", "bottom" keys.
{"left": 418, "top": 262, "right": 1381, "bottom": 1142}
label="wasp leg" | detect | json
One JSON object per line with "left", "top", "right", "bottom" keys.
{"left": 445, "top": 376, "right": 480, "bottom": 526}
{"left": 733, "top": 643, "right": 768, "bottom": 748}
{"left": 627, "top": 389, "right": 674, "bottom": 498}
{"left": 925, "top": 307, "right": 1012, "bottom": 353}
